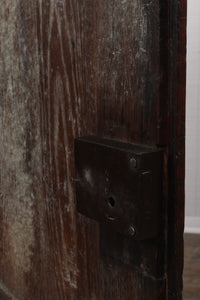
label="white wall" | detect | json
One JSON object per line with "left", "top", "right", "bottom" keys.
{"left": 185, "top": 0, "right": 200, "bottom": 233}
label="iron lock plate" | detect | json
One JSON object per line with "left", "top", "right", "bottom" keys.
{"left": 74, "top": 136, "right": 163, "bottom": 240}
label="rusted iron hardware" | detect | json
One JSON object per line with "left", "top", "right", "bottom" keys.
{"left": 74, "top": 136, "right": 163, "bottom": 240}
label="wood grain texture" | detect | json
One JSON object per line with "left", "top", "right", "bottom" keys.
{"left": 168, "top": 0, "right": 187, "bottom": 299}
{"left": 0, "top": 1, "right": 42, "bottom": 298}
{"left": 183, "top": 234, "right": 200, "bottom": 300}
{"left": 95, "top": 0, "right": 160, "bottom": 144}
{"left": 0, "top": 0, "right": 186, "bottom": 299}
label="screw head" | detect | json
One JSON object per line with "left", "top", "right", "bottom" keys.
{"left": 130, "top": 157, "right": 137, "bottom": 168}
{"left": 128, "top": 225, "right": 136, "bottom": 236}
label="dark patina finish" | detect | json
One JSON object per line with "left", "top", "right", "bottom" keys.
{"left": 75, "top": 136, "right": 163, "bottom": 240}
{"left": 0, "top": 0, "right": 186, "bottom": 298}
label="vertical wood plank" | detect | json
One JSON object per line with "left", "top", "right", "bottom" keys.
{"left": 96, "top": 0, "right": 160, "bottom": 145}
{"left": 0, "top": 1, "right": 42, "bottom": 298}
{"left": 168, "top": 0, "right": 187, "bottom": 299}
{"left": 0, "top": 0, "right": 186, "bottom": 299}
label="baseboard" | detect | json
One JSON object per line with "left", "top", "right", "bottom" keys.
{"left": 185, "top": 217, "right": 200, "bottom": 234}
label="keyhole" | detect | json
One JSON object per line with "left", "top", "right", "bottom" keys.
{"left": 108, "top": 196, "right": 115, "bottom": 208}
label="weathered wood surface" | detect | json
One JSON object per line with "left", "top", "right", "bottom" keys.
{"left": 168, "top": 0, "right": 187, "bottom": 299}
{"left": 0, "top": 0, "right": 186, "bottom": 299}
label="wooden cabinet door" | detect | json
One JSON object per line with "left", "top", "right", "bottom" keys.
{"left": 0, "top": 0, "right": 186, "bottom": 299}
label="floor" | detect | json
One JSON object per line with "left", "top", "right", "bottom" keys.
{"left": 183, "top": 233, "right": 200, "bottom": 300}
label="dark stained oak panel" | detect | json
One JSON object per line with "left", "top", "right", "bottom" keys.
{"left": 95, "top": 0, "right": 160, "bottom": 144}
{"left": 0, "top": 0, "right": 186, "bottom": 299}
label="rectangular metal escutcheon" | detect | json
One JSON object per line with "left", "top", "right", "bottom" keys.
{"left": 74, "top": 136, "right": 163, "bottom": 240}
